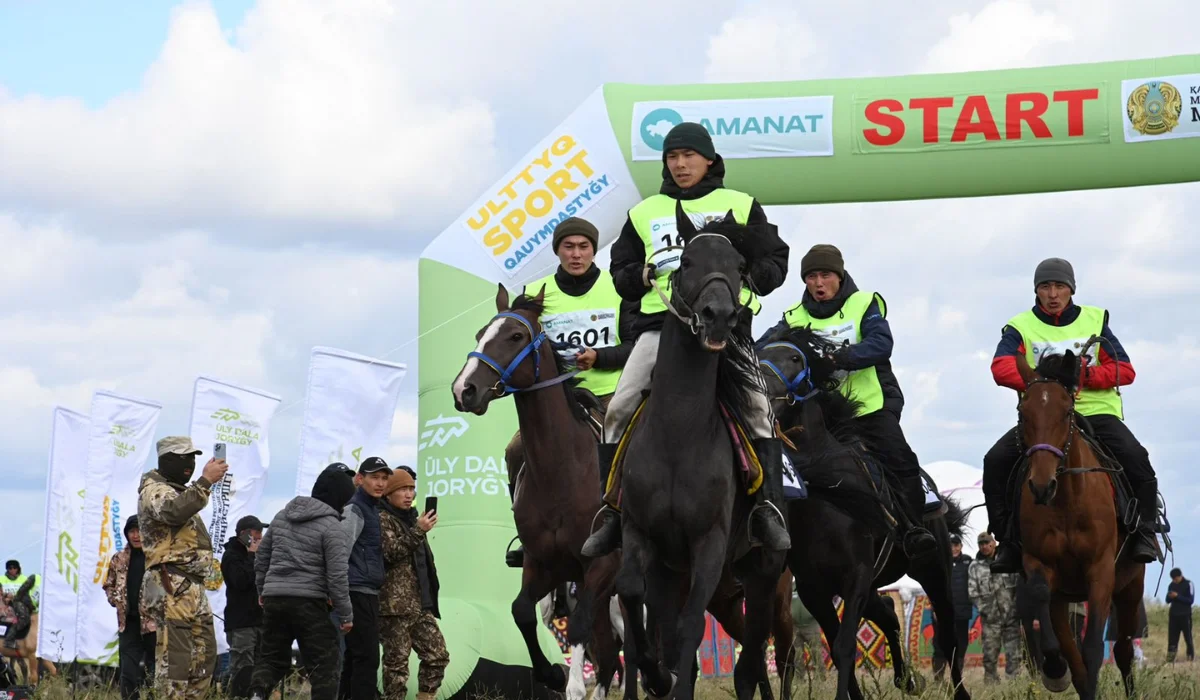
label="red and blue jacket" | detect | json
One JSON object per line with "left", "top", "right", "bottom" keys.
{"left": 991, "top": 302, "right": 1135, "bottom": 392}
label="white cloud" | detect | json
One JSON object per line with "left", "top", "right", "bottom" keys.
{"left": 704, "top": 5, "right": 825, "bottom": 83}
{"left": 923, "top": 1, "right": 1075, "bottom": 73}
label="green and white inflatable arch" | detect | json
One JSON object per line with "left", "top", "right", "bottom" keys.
{"left": 416, "top": 53, "right": 1200, "bottom": 699}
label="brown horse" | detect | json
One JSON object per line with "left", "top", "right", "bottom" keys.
{"left": 453, "top": 284, "right": 624, "bottom": 695}
{"left": 0, "top": 611, "right": 59, "bottom": 685}
{"left": 1013, "top": 348, "right": 1145, "bottom": 699}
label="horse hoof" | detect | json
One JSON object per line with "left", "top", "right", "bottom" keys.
{"left": 1041, "top": 669, "right": 1071, "bottom": 693}
{"left": 644, "top": 671, "right": 677, "bottom": 699}
{"left": 539, "top": 664, "right": 569, "bottom": 692}
{"left": 901, "top": 673, "right": 926, "bottom": 696}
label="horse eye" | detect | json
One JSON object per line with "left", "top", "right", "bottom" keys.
{"left": 792, "top": 355, "right": 802, "bottom": 363}
{"left": 511, "top": 332, "right": 523, "bottom": 342}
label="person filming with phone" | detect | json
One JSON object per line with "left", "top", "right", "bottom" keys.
{"left": 221, "top": 514, "right": 267, "bottom": 697}
{"left": 137, "top": 436, "right": 228, "bottom": 700}
{"left": 379, "top": 468, "right": 447, "bottom": 700}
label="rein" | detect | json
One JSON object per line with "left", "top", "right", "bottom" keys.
{"left": 758, "top": 342, "right": 820, "bottom": 404}
{"left": 467, "top": 311, "right": 579, "bottom": 396}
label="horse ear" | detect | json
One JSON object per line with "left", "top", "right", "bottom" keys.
{"left": 1015, "top": 352, "right": 1037, "bottom": 387}
{"left": 675, "top": 199, "right": 697, "bottom": 241}
{"left": 722, "top": 209, "right": 736, "bottom": 224}
{"left": 495, "top": 283, "right": 510, "bottom": 312}
{"left": 534, "top": 283, "right": 546, "bottom": 304}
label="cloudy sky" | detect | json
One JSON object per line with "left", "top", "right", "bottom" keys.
{"left": 3, "top": 0, "right": 1198, "bottom": 596}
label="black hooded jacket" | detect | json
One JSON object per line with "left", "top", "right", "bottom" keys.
{"left": 756, "top": 272, "right": 905, "bottom": 418}
{"left": 609, "top": 155, "right": 789, "bottom": 337}
{"left": 221, "top": 535, "right": 263, "bottom": 630}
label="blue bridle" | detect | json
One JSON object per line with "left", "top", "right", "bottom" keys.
{"left": 467, "top": 311, "right": 578, "bottom": 395}
{"left": 758, "top": 341, "right": 819, "bottom": 404}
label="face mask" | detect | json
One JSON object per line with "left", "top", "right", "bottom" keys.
{"left": 158, "top": 454, "right": 196, "bottom": 485}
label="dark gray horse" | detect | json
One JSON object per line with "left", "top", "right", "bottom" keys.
{"left": 615, "top": 208, "right": 787, "bottom": 700}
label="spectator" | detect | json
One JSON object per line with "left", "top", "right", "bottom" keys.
{"left": 790, "top": 591, "right": 825, "bottom": 680}
{"left": 338, "top": 457, "right": 393, "bottom": 700}
{"left": 1167, "top": 567, "right": 1195, "bottom": 662}
{"left": 933, "top": 534, "right": 973, "bottom": 679}
{"left": 379, "top": 468, "right": 448, "bottom": 700}
{"left": 1105, "top": 600, "right": 1148, "bottom": 666}
{"left": 968, "top": 532, "right": 1022, "bottom": 682}
{"left": 221, "top": 515, "right": 268, "bottom": 697}
{"left": 1, "top": 561, "right": 25, "bottom": 597}
{"left": 103, "top": 515, "right": 157, "bottom": 700}
{"left": 138, "top": 436, "right": 227, "bottom": 700}
{"left": 249, "top": 463, "right": 357, "bottom": 700}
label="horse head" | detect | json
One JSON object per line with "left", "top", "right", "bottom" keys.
{"left": 757, "top": 325, "right": 842, "bottom": 410}
{"left": 452, "top": 283, "right": 550, "bottom": 415}
{"left": 668, "top": 202, "right": 749, "bottom": 352}
{"left": 1018, "top": 349, "right": 1083, "bottom": 505}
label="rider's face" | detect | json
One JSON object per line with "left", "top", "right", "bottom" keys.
{"left": 1036, "top": 281, "right": 1072, "bottom": 314}
{"left": 557, "top": 236, "right": 594, "bottom": 276}
{"left": 666, "top": 149, "right": 712, "bottom": 190}
{"left": 805, "top": 270, "right": 841, "bottom": 301}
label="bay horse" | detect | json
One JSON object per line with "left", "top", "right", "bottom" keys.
{"left": 1011, "top": 348, "right": 1145, "bottom": 699}
{"left": 615, "top": 209, "right": 788, "bottom": 700}
{"left": 757, "top": 326, "right": 970, "bottom": 700}
{"left": 452, "top": 285, "right": 624, "bottom": 696}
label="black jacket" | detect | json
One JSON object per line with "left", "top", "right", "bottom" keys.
{"left": 1169, "top": 578, "right": 1195, "bottom": 617}
{"left": 950, "top": 553, "right": 973, "bottom": 620}
{"left": 609, "top": 155, "right": 789, "bottom": 337}
{"left": 221, "top": 536, "right": 263, "bottom": 630}
{"left": 524, "top": 264, "right": 639, "bottom": 369}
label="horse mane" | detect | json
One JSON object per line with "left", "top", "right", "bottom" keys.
{"left": 509, "top": 293, "right": 602, "bottom": 424}
{"left": 1033, "top": 350, "right": 1081, "bottom": 393}
{"left": 941, "top": 494, "right": 968, "bottom": 539}
{"left": 717, "top": 333, "right": 766, "bottom": 426}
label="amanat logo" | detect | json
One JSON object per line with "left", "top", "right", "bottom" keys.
{"left": 860, "top": 89, "right": 1101, "bottom": 147}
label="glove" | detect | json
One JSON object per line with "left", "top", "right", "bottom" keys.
{"left": 830, "top": 345, "right": 854, "bottom": 369}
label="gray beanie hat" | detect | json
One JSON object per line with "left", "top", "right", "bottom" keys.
{"left": 1034, "top": 257, "right": 1076, "bottom": 293}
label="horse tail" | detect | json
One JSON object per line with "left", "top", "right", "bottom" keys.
{"left": 940, "top": 494, "right": 969, "bottom": 539}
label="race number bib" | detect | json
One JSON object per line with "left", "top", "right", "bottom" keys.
{"left": 647, "top": 247, "right": 682, "bottom": 277}
{"left": 543, "top": 309, "right": 618, "bottom": 357}
{"left": 1030, "top": 338, "right": 1099, "bottom": 366}
{"left": 648, "top": 211, "right": 729, "bottom": 248}
{"left": 812, "top": 321, "right": 857, "bottom": 382}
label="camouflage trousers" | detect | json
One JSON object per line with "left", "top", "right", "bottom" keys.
{"left": 148, "top": 571, "right": 218, "bottom": 700}
{"left": 380, "top": 612, "right": 450, "bottom": 699}
{"left": 980, "top": 612, "right": 1023, "bottom": 680}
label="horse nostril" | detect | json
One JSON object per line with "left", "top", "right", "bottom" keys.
{"left": 701, "top": 306, "right": 716, "bottom": 322}
{"left": 462, "top": 385, "right": 477, "bottom": 403}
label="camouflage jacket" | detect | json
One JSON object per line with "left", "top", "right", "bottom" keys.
{"left": 967, "top": 555, "right": 1020, "bottom": 619}
{"left": 102, "top": 548, "right": 156, "bottom": 634}
{"left": 137, "top": 470, "right": 215, "bottom": 583}
{"left": 380, "top": 505, "right": 434, "bottom": 618}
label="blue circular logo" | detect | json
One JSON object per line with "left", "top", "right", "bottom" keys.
{"left": 640, "top": 108, "right": 683, "bottom": 151}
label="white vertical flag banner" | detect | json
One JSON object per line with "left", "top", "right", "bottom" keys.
{"left": 75, "top": 390, "right": 162, "bottom": 665}
{"left": 294, "top": 346, "right": 407, "bottom": 496}
{"left": 36, "top": 406, "right": 91, "bottom": 663}
{"left": 188, "top": 375, "right": 281, "bottom": 654}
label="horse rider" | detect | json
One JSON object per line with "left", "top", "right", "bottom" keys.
{"left": 757, "top": 243, "right": 938, "bottom": 560}
{"left": 983, "top": 257, "right": 1160, "bottom": 572}
{"left": 502, "top": 215, "right": 638, "bottom": 566}
{"left": 581, "top": 120, "right": 792, "bottom": 558}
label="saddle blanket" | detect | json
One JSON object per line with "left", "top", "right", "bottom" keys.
{"left": 781, "top": 450, "right": 807, "bottom": 501}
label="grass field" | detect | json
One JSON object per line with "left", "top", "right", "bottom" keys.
{"left": 20, "top": 604, "right": 1200, "bottom": 699}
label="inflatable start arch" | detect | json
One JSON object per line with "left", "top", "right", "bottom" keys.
{"left": 417, "top": 53, "right": 1200, "bottom": 698}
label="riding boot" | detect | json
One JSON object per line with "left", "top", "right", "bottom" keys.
{"left": 505, "top": 481, "right": 524, "bottom": 568}
{"left": 899, "top": 474, "right": 937, "bottom": 560}
{"left": 986, "top": 500, "right": 1023, "bottom": 574}
{"left": 1129, "top": 478, "right": 1160, "bottom": 563}
{"left": 749, "top": 438, "right": 792, "bottom": 551}
{"left": 581, "top": 442, "right": 622, "bottom": 558}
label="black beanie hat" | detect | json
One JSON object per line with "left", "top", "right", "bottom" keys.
{"left": 123, "top": 514, "right": 139, "bottom": 538}
{"left": 552, "top": 217, "right": 599, "bottom": 253}
{"left": 801, "top": 244, "right": 845, "bottom": 279}
{"left": 311, "top": 462, "right": 357, "bottom": 515}
{"left": 662, "top": 122, "right": 716, "bottom": 161}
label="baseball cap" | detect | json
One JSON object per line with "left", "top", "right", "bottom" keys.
{"left": 157, "top": 436, "right": 202, "bottom": 458}
{"left": 236, "top": 515, "right": 268, "bottom": 533}
{"left": 949, "top": 534, "right": 961, "bottom": 545}
{"left": 977, "top": 532, "right": 996, "bottom": 545}
{"left": 358, "top": 456, "right": 393, "bottom": 475}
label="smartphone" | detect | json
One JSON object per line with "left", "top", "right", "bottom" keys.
{"left": 424, "top": 496, "right": 438, "bottom": 516}
{"left": 213, "top": 442, "right": 227, "bottom": 461}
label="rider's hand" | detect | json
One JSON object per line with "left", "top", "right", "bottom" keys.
{"left": 642, "top": 263, "right": 656, "bottom": 288}
{"left": 201, "top": 458, "right": 229, "bottom": 484}
{"left": 417, "top": 511, "right": 438, "bottom": 532}
{"left": 575, "top": 348, "right": 597, "bottom": 371}
{"left": 830, "top": 345, "right": 853, "bottom": 369}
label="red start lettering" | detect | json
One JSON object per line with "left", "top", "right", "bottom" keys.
{"left": 861, "top": 89, "right": 1100, "bottom": 146}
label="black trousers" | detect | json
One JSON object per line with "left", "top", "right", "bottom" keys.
{"left": 1169, "top": 615, "right": 1195, "bottom": 660}
{"left": 339, "top": 592, "right": 381, "bottom": 700}
{"left": 117, "top": 628, "right": 157, "bottom": 700}
{"left": 251, "top": 597, "right": 341, "bottom": 700}
{"left": 983, "top": 415, "right": 1156, "bottom": 505}
{"left": 854, "top": 409, "right": 921, "bottom": 478}
{"left": 931, "top": 617, "right": 971, "bottom": 675}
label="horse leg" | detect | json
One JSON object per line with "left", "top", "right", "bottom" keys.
{"left": 1026, "top": 568, "right": 1069, "bottom": 692}
{"left": 1111, "top": 573, "right": 1143, "bottom": 698}
{"left": 1048, "top": 600, "right": 1088, "bottom": 695}
{"left": 831, "top": 568, "right": 872, "bottom": 700}
{"left": 1079, "top": 564, "right": 1116, "bottom": 700}
{"left": 617, "top": 529, "right": 671, "bottom": 699}
{"left": 863, "top": 593, "right": 921, "bottom": 697}
{"left": 733, "top": 569, "right": 780, "bottom": 700}
{"left": 772, "top": 571, "right": 796, "bottom": 700}
{"left": 512, "top": 564, "right": 568, "bottom": 691}
{"left": 672, "top": 532, "right": 730, "bottom": 700}
{"left": 910, "top": 554, "right": 965, "bottom": 700}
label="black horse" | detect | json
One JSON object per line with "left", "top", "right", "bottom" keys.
{"left": 615, "top": 206, "right": 788, "bottom": 700}
{"left": 758, "top": 325, "right": 971, "bottom": 700}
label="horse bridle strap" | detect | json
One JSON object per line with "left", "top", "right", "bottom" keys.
{"left": 467, "top": 311, "right": 578, "bottom": 395}
{"left": 648, "top": 236, "right": 749, "bottom": 335}
{"left": 758, "top": 342, "right": 819, "bottom": 404}
{"left": 1019, "top": 377, "right": 1119, "bottom": 477}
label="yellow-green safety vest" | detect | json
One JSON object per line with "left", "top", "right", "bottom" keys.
{"left": 1005, "top": 305, "right": 1124, "bottom": 419}
{"left": 627, "top": 190, "right": 762, "bottom": 317}
{"left": 783, "top": 290, "right": 885, "bottom": 417}
{"left": 527, "top": 270, "right": 624, "bottom": 397}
